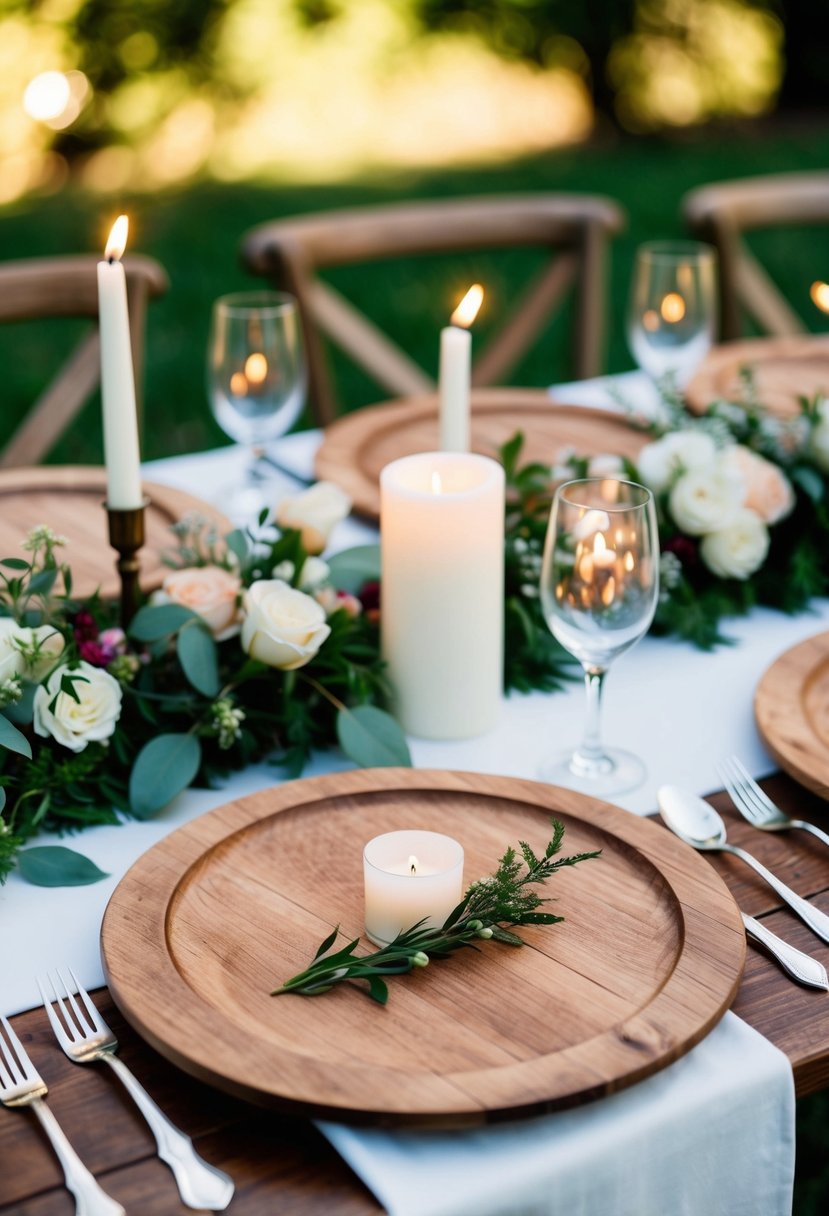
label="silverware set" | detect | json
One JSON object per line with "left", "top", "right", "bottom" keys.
{"left": 0, "top": 969, "right": 234, "bottom": 1215}
{"left": 658, "top": 756, "right": 829, "bottom": 991}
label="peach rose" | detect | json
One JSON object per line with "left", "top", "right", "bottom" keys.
{"left": 719, "top": 446, "right": 795, "bottom": 525}
{"left": 161, "top": 567, "right": 242, "bottom": 640}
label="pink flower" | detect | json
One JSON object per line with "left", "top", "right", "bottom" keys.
{"left": 160, "top": 567, "right": 242, "bottom": 640}
{"left": 719, "top": 446, "right": 795, "bottom": 525}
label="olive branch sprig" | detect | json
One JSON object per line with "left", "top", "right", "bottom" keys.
{"left": 272, "top": 819, "right": 601, "bottom": 1004}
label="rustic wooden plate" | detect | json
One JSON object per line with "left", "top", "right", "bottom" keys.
{"left": 756, "top": 632, "right": 829, "bottom": 800}
{"left": 315, "top": 389, "right": 650, "bottom": 519}
{"left": 686, "top": 335, "right": 829, "bottom": 418}
{"left": 101, "top": 769, "right": 744, "bottom": 1126}
{"left": 0, "top": 466, "right": 231, "bottom": 600}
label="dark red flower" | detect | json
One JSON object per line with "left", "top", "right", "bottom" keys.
{"left": 664, "top": 535, "right": 699, "bottom": 567}
{"left": 73, "top": 610, "right": 98, "bottom": 643}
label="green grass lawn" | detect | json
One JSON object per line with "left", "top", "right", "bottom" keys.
{"left": 2, "top": 119, "right": 829, "bottom": 1210}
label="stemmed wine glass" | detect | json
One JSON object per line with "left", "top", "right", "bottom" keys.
{"left": 207, "top": 291, "right": 306, "bottom": 521}
{"left": 627, "top": 241, "right": 718, "bottom": 389}
{"left": 539, "top": 478, "right": 659, "bottom": 796}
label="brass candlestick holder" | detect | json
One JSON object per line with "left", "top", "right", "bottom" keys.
{"left": 106, "top": 499, "right": 148, "bottom": 628}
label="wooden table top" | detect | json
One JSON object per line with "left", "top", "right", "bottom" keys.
{"left": 3, "top": 771, "right": 829, "bottom": 1215}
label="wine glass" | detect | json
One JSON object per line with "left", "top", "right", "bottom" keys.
{"left": 207, "top": 291, "right": 306, "bottom": 521}
{"left": 539, "top": 478, "right": 659, "bottom": 796}
{"left": 627, "top": 241, "right": 718, "bottom": 389}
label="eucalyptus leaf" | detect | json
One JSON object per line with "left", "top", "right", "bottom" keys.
{"left": 326, "top": 545, "right": 381, "bottom": 594}
{"left": 129, "top": 603, "right": 198, "bottom": 641}
{"left": 336, "top": 704, "right": 411, "bottom": 768}
{"left": 225, "top": 528, "right": 249, "bottom": 563}
{"left": 0, "top": 787, "right": 5, "bottom": 812}
{"left": 129, "top": 733, "right": 202, "bottom": 819}
{"left": 0, "top": 714, "right": 32, "bottom": 758}
{"left": 176, "top": 621, "right": 220, "bottom": 697}
{"left": 27, "top": 567, "right": 59, "bottom": 596}
{"left": 17, "top": 846, "right": 109, "bottom": 887}
{"left": 4, "top": 681, "right": 36, "bottom": 725}
{"left": 0, "top": 558, "right": 30, "bottom": 570}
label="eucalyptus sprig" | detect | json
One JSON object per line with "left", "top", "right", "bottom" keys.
{"left": 272, "top": 819, "right": 601, "bottom": 1004}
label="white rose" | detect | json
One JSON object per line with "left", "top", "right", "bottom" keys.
{"left": 0, "top": 619, "right": 26, "bottom": 682}
{"left": 298, "top": 557, "right": 330, "bottom": 590}
{"left": 586, "top": 453, "right": 626, "bottom": 478}
{"left": 0, "top": 619, "right": 64, "bottom": 682}
{"left": 33, "top": 661, "right": 122, "bottom": 752}
{"left": 240, "top": 580, "right": 330, "bottom": 670}
{"left": 669, "top": 464, "right": 744, "bottom": 536}
{"left": 700, "top": 509, "right": 770, "bottom": 580}
{"left": 276, "top": 482, "right": 351, "bottom": 555}
{"left": 160, "top": 567, "right": 242, "bottom": 640}
{"left": 637, "top": 431, "right": 718, "bottom": 494}
{"left": 810, "top": 399, "right": 829, "bottom": 472}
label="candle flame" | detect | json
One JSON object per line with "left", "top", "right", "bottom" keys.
{"left": 105, "top": 214, "right": 129, "bottom": 262}
{"left": 660, "top": 292, "right": 686, "bottom": 323}
{"left": 408, "top": 854, "right": 418, "bottom": 875}
{"left": 450, "top": 283, "right": 484, "bottom": 329}
{"left": 229, "top": 371, "right": 247, "bottom": 396}
{"left": 811, "top": 281, "right": 829, "bottom": 315}
{"left": 431, "top": 470, "right": 443, "bottom": 495}
{"left": 245, "top": 352, "right": 268, "bottom": 384}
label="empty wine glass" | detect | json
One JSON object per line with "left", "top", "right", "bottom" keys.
{"left": 207, "top": 291, "right": 306, "bottom": 521}
{"left": 539, "top": 478, "right": 659, "bottom": 796}
{"left": 627, "top": 241, "right": 718, "bottom": 389}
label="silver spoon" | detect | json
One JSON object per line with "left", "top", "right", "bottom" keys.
{"left": 657, "top": 785, "right": 829, "bottom": 945}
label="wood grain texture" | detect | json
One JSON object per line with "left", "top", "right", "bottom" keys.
{"left": 685, "top": 334, "right": 829, "bottom": 417}
{"left": 0, "top": 466, "right": 231, "bottom": 600}
{"left": 755, "top": 631, "right": 829, "bottom": 800}
{"left": 101, "top": 769, "right": 745, "bottom": 1125}
{"left": 315, "top": 389, "right": 649, "bottom": 520}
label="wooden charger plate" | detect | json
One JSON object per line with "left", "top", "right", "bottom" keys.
{"left": 756, "top": 631, "right": 829, "bottom": 799}
{"left": 0, "top": 466, "right": 231, "bottom": 600}
{"left": 315, "top": 388, "right": 649, "bottom": 520}
{"left": 101, "top": 769, "right": 744, "bottom": 1126}
{"left": 686, "top": 334, "right": 829, "bottom": 418}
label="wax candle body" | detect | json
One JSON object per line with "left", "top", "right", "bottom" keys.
{"left": 438, "top": 324, "right": 471, "bottom": 452}
{"left": 380, "top": 451, "right": 504, "bottom": 739}
{"left": 98, "top": 249, "right": 143, "bottom": 509}
{"left": 364, "top": 830, "right": 464, "bottom": 947}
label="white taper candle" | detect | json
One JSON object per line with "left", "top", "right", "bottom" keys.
{"left": 98, "top": 215, "right": 143, "bottom": 509}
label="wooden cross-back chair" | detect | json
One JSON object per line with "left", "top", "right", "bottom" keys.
{"left": 0, "top": 253, "right": 168, "bottom": 467}
{"left": 240, "top": 194, "right": 626, "bottom": 425}
{"left": 682, "top": 172, "right": 829, "bottom": 341}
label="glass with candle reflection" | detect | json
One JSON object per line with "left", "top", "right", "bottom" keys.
{"left": 627, "top": 241, "right": 717, "bottom": 389}
{"left": 207, "top": 291, "right": 306, "bottom": 521}
{"left": 539, "top": 478, "right": 659, "bottom": 796}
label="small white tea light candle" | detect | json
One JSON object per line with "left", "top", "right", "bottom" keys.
{"left": 439, "top": 284, "right": 483, "bottom": 452}
{"left": 364, "top": 830, "right": 464, "bottom": 947}
{"left": 381, "top": 450, "right": 504, "bottom": 739}
{"left": 97, "top": 215, "right": 143, "bottom": 509}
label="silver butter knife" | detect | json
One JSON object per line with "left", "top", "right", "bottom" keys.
{"left": 742, "top": 913, "right": 829, "bottom": 990}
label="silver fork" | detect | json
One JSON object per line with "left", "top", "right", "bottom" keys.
{"left": 39, "top": 970, "right": 234, "bottom": 1212}
{"left": 0, "top": 1013, "right": 125, "bottom": 1216}
{"left": 719, "top": 755, "right": 829, "bottom": 847}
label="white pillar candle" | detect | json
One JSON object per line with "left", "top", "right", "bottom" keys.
{"left": 380, "top": 451, "right": 504, "bottom": 739}
{"left": 97, "top": 215, "right": 143, "bottom": 509}
{"left": 438, "top": 284, "right": 483, "bottom": 453}
{"left": 364, "top": 830, "right": 464, "bottom": 947}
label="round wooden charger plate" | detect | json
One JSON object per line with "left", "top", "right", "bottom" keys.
{"left": 315, "top": 389, "right": 650, "bottom": 520}
{"left": 686, "top": 334, "right": 829, "bottom": 418}
{"left": 756, "top": 631, "right": 829, "bottom": 800}
{"left": 101, "top": 769, "right": 744, "bottom": 1126}
{"left": 0, "top": 466, "right": 231, "bottom": 600}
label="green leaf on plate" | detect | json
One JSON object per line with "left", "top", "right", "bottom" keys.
{"left": 176, "top": 621, "right": 219, "bottom": 697}
{"left": 336, "top": 704, "right": 411, "bottom": 769}
{"left": 129, "top": 603, "right": 198, "bottom": 642}
{"left": 0, "top": 713, "right": 32, "bottom": 758}
{"left": 18, "top": 846, "right": 109, "bottom": 887}
{"left": 129, "top": 733, "right": 202, "bottom": 819}
{"left": 326, "top": 545, "right": 381, "bottom": 594}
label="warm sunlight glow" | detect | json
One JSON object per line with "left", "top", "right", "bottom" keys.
{"left": 450, "top": 284, "right": 484, "bottom": 329}
{"left": 23, "top": 71, "right": 70, "bottom": 121}
{"left": 660, "top": 292, "right": 686, "bottom": 323}
{"left": 244, "top": 352, "right": 268, "bottom": 384}
{"left": 810, "top": 281, "right": 829, "bottom": 315}
{"left": 104, "top": 214, "right": 129, "bottom": 261}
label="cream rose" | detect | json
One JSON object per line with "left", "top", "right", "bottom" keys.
{"left": 669, "top": 464, "right": 744, "bottom": 536}
{"left": 0, "top": 619, "right": 64, "bottom": 682}
{"left": 240, "top": 579, "right": 330, "bottom": 670}
{"left": 275, "top": 482, "right": 351, "bottom": 555}
{"left": 637, "top": 431, "right": 717, "bottom": 494}
{"left": 33, "top": 661, "right": 122, "bottom": 752}
{"left": 586, "top": 453, "right": 625, "bottom": 478}
{"left": 700, "top": 509, "right": 770, "bottom": 580}
{"left": 810, "top": 399, "right": 829, "bottom": 473}
{"left": 719, "top": 446, "right": 795, "bottom": 524}
{"left": 161, "top": 567, "right": 242, "bottom": 640}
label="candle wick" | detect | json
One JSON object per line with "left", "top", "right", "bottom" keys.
{"left": 108, "top": 255, "right": 116, "bottom": 264}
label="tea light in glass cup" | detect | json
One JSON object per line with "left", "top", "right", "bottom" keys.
{"left": 363, "top": 830, "right": 465, "bottom": 947}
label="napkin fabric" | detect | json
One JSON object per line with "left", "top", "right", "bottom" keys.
{"left": 319, "top": 1012, "right": 795, "bottom": 1216}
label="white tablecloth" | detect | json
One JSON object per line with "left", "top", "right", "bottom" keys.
{"left": 0, "top": 371, "right": 800, "bottom": 1214}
